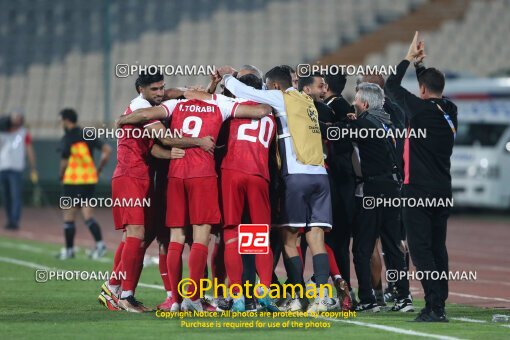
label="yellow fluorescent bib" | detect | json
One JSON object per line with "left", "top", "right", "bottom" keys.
{"left": 282, "top": 90, "right": 324, "bottom": 166}
{"left": 63, "top": 141, "right": 98, "bottom": 185}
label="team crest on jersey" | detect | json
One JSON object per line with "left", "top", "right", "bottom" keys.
{"left": 307, "top": 106, "right": 318, "bottom": 123}
{"left": 179, "top": 103, "right": 215, "bottom": 113}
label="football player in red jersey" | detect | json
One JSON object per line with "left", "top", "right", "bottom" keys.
{"left": 216, "top": 74, "right": 279, "bottom": 312}
{"left": 99, "top": 71, "right": 215, "bottom": 313}
{"left": 116, "top": 91, "right": 272, "bottom": 311}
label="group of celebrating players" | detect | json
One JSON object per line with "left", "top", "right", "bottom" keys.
{"left": 97, "top": 62, "right": 403, "bottom": 314}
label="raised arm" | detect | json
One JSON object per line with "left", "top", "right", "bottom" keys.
{"left": 385, "top": 31, "right": 425, "bottom": 120}
{"left": 206, "top": 70, "right": 222, "bottom": 94}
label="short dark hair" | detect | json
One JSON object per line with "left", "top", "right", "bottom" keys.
{"left": 280, "top": 64, "right": 296, "bottom": 74}
{"left": 297, "top": 73, "right": 323, "bottom": 92}
{"left": 418, "top": 68, "right": 445, "bottom": 94}
{"left": 324, "top": 74, "right": 347, "bottom": 95}
{"left": 135, "top": 70, "right": 164, "bottom": 92}
{"left": 238, "top": 73, "right": 263, "bottom": 90}
{"left": 60, "top": 108, "right": 78, "bottom": 123}
{"left": 264, "top": 66, "right": 292, "bottom": 89}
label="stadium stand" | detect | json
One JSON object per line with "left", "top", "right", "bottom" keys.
{"left": 0, "top": 0, "right": 425, "bottom": 137}
{"left": 1, "top": 0, "right": 509, "bottom": 137}
{"left": 365, "top": 0, "right": 510, "bottom": 78}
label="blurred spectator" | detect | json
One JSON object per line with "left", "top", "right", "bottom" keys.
{"left": 0, "top": 110, "right": 38, "bottom": 230}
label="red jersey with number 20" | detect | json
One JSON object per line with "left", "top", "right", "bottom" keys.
{"left": 161, "top": 94, "right": 239, "bottom": 179}
{"left": 221, "top": 101, "right": 275, "bottom": 181}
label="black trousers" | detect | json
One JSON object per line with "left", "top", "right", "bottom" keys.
{"left": 326, "top": 173, "right": 356, "bottom": 287}
{"left": 403, "top": 185, "right": 450, "bottom": 313}
{"left": 352, "top": 184, "right": 410, "bottom": 304}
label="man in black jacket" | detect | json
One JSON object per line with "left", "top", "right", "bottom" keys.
{"left": 323, "top": 74, "right": 357, "bottom": 302}
{"left": 321, "top": 82, "right": 412, "bottom": 313}
{"left": 356, "top": 74, "right": 409, "bottom": 305}
{"left": 385, "top": 32, "right": 457, "bottom": 322}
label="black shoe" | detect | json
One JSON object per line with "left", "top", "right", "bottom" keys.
{"left": 216, "top": 297, "right": 232, "bottom": 312}
{"left": 245, "top": 297, "right": 257, "bottom": 312}
{"left": 391, "top": 297, "right": 414, "bottom": 312}
{"left": 375, "top": 290, "right": 386, "bottom": 307}
{"left": 355, "top": 302, "right": 380, "bottom": 312}
{"left": 414, "top": 309, "right": 449, "bottom": 322}
{"left": 413, "top": 307, "right": 430, "bottom": 321}
{"left": 384, "top": 286, "right": 397, "bottom": 304}
{"left": 5, "top": 222, "right": 18, "bottom": 230}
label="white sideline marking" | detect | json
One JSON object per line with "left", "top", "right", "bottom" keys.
{"left": 0, "top": 241, "right": 46, "bottom": 253}
{"left": 451, "top": 317, "right": 486, "bottom": 323}
{"left": 0, "top": 256, "right": 52, "bottom": 270}
{"left": 449, "top": 293, "right": 510, "bottom": 303}
{"left": 4, "top": 256, "right": 510, "bottom": 337}
{"left": 0, "top": 241, "right": 111, "bottom": 263}
{"left": 0, "top": 256, "right": 462, "bottom": 339}
{"left": 410, "top": 290, "right": 510, "bottom": 304}
{"left": 324, "top": 318, "right": 463, "bottom": 340}
{"left": 138, "top": 283, "right": 165, "bottom": 290}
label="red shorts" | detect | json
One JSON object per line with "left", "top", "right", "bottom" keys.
{"left": 221, "top": 169, "right": 271, "bottom": 227}
{"left": 112, "top": 176, "right": 152, "bottom": 230}
{"left": 166, "top": 176, "right": 221, "bottom": 227}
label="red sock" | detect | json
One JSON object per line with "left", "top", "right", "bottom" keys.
{"left": 109, "top": 261, "right": 123, "bottom": 286}
{"left": 113, "top": 241, "right": 125, "bottom": 271}
{"left": 325, "top": 244, "right": 341, "bottom": 278}
{"left": 109, "top": 241, "right": 125, "bottom": 286}
{"left": 133, "top": 245, "right": 146, "bottom": 293}
{"left": 256, "top": 248, "right": 274, "bottom": 288}
{"left": 120, "top": 237, "right": 143, "bottom": 293}
{"left": 159, "top": 253, "right": 172, "bottom": 292}
{"left": 224, "top": 228, "right": 242, "bottom": 294}
{"left": 187, "top": 243, "right": 209, "bottom": 300}
{"left": 167, "top": 242, "right": 184, "bottom": 303}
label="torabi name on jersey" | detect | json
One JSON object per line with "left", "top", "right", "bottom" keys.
{"left": 179, "top": 104, "right": 215, "bottom": 113}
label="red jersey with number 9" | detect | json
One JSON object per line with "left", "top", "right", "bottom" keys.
{"left": 161, "top": 94, "right": 239, "bottom": 179}
{"left": 221, "top": 101, "right": 276, "bottom": 181}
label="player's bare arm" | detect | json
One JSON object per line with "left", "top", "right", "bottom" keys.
{"left": 144, "top": 121, "right": 216, "bottom": 154}
{"left": 206, "top": 70, "right": 222, "bottom": 94}
{"left": 163, "top": 88, "right": 186, "bottom": 100}
{"left": 150, "top": 144, "right": 185, "bottom": 159}
{"left": 96, "top": 144, "right": 112, "bottom": 176}
{"left": 183, "top": 89, "right": 213, "bottom": 101}
{"left": 405, "top": 31, "right": 424, "bottom": 62}
{"left": 59, "top": 159, "right": 68, "bottom": 181}
{"left": 116, "top": 106, "right": 167, "bottom": 127}
{"left": 161, "top": 135, "right": 215, "bottom": 155}
{"left": 234, "top": 103, "right": 272, "bottom": 119}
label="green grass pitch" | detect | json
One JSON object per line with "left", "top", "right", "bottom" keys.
{"left": 0, "top": 236, "right": 508, "bottom": 340}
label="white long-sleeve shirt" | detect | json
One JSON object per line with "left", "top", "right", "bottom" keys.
{"left": 224, "top": 75, "right": 327, "bottom": 175}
